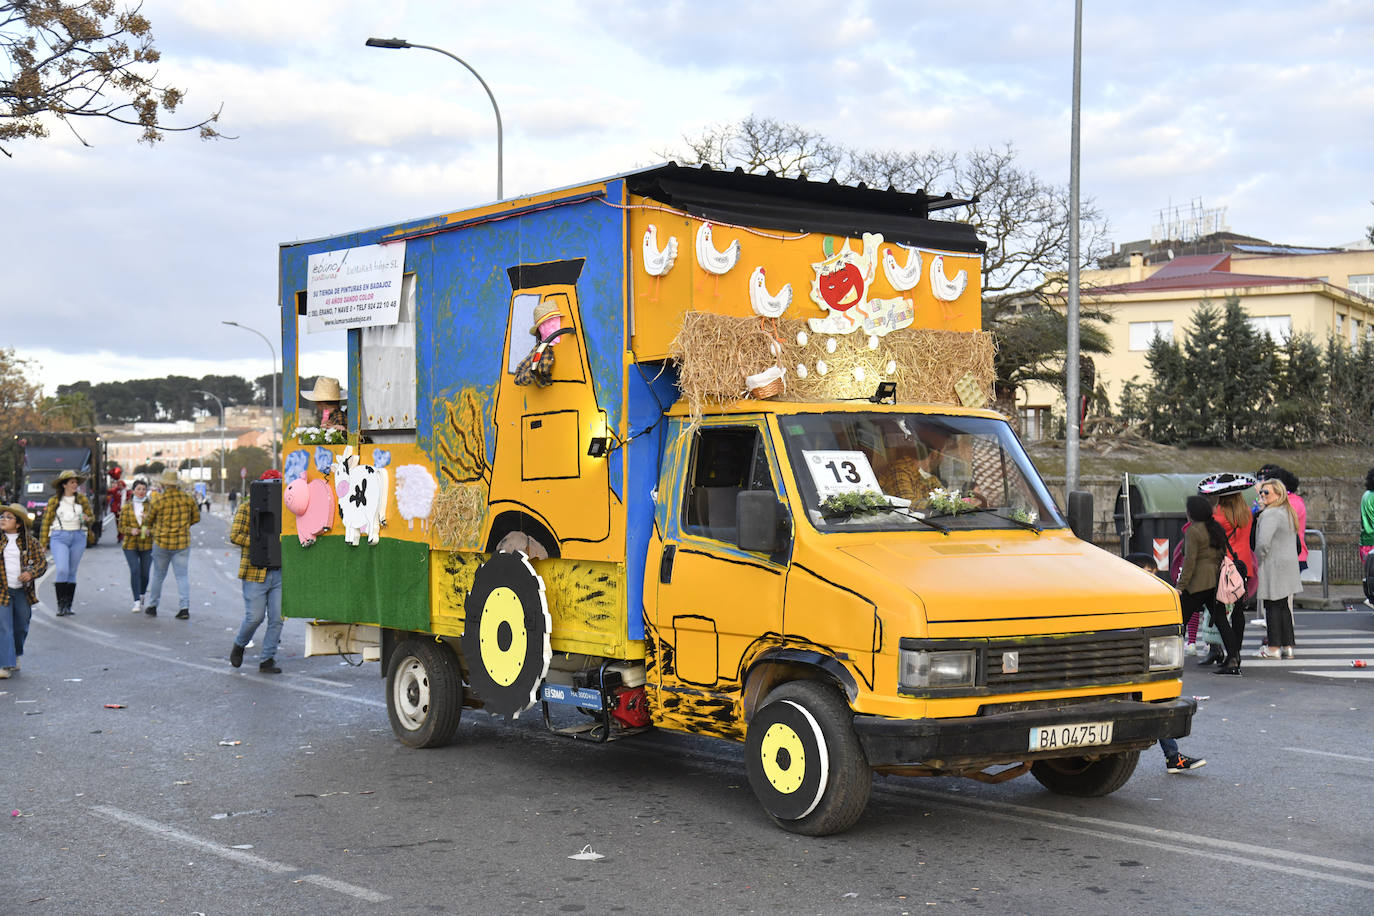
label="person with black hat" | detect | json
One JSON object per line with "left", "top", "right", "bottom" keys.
{"left": 38, "top": 469, "right": 94, "bottom": 616}
{"left": 1, "top": 503, "right": 46, "bottom": 677}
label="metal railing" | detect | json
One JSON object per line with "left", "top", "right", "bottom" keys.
{"left": 1301, "top": 528, "right": 1328, "bottom": 599}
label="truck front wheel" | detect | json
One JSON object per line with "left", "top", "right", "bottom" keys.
{"left": 745, "top": 680, "right": 871, "bottom": 836}
{"left": 1031, "top": 749, "right": 1140, "bottom": 797}
{"left": 386, "top": 637, "right": 463, "bottom": 748}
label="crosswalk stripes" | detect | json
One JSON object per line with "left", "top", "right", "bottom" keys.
{"left": 1238, "top": 625, "right": 1374, "bottom": 679}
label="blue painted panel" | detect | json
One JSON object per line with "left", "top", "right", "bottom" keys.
{"left": 625, "top": 362, "right": 680, "bottom": 641}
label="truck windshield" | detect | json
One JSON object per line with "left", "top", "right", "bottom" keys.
{"left": 776, "top": 412, "right": 1064, "bottom": 533}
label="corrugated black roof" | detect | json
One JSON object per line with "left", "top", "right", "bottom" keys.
{"left": 625, "top": 163, "right": 985, "bottom": 254}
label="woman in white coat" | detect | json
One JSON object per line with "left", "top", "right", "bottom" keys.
{"left": 1253, "top": 478, "right": 1302, "bottom": 659}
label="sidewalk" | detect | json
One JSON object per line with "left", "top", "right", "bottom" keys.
{"left": 1294, "top": 581, "right": 1370, "bottom": 611}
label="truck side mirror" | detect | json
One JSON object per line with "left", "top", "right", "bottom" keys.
{"left": 737, "top": 490, "right": 787, "bottom": 553}
{"left": 1067, "top": 490, "right": 1093, "bottom": 541}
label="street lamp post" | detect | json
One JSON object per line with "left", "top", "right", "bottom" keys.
{"left": 222, "top": 320, "right": 279, "bottom": 469}
{"left": 365, "top": 37, "right": 504, "bottom": 200}
{"left": 192, "top": 390, "right": 226, "bottom": 497}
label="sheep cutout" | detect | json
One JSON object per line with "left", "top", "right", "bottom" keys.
{"left": 332, "top": 446, "right": 389, "bottom": 546}
{"left": 284, "top": 477, "right": 336, "bottom": 547}
{"left": 393, "top": 464, "right": 438, "bottom": 532}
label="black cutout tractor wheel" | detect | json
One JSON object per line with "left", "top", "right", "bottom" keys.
{"left": 461, "top": 551, "right": 552, "bottom": 720}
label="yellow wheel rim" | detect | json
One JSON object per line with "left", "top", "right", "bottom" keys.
{"left": 478, "top": 586, "right": 527, "bottom": 687}
{"left": 760, "top": 722, "right": 806, "bottom": 794}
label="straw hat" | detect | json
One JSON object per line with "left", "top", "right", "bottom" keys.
{"left": 530, "top": 301, "right": 566, "bottom": 336}
{"left": 49, "top": 468, "right": 86, "bottom": 490}
{"left": 159, "top": 469, "right": 182, "bottom": 487}
{"left": 302, "top": 376, "right": 343, "bottom": 402}
{"left": 2, "top": 503, "right": 31, "bottom": 528}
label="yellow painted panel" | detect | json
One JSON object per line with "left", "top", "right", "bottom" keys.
{"left": 431, "top": 549, "right": 642, "bottom": 659}
{"left": 628, "top": 197, "right": 982, "bottom": 358}
{"left": 851, "top": 679, "right": 1182, "bottom": 719}
{"left": 925, "top": 612, "right": 1176, "bottom": 639}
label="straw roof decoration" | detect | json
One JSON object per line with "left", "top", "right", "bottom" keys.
{"left": 670, "top": 312, "right": 994, "bottom": 425}
{"left": 427, "top": 482, "right": 487, "bottom": 550}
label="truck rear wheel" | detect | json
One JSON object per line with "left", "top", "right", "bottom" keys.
{"left": 1031, "top": 749, "right": 1139, "bottom": 797}
{"left": 386, "top": 637, "right": 462, "bottom": 748}
{"left": 745, "top": 680, "right": 871, "bottom": 836}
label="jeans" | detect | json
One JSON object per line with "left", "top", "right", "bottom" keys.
{"left": 3, "top": 588, "right": 32, "bottom": 668}
{"left": 1159, "top": 737, "right": 1179, "bottom": 759}
{"left": 235, "top": 570, "right": 283, "bottom": 662}
{"left": 49, "top": 529, "right": 86, "bottom": 582}
{"left": 123, "top": 548, "right": 153, "bottom": 602}
{"left": 147, "top": 546, "right": 190, "bottom": 610}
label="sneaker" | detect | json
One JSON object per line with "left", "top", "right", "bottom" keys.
{"left": 1364, "top": 598, "right": 1374, "bottom": 610}
{"left": 131, "top": 601, "right": 142, "bottom": 613}
{"left": 1166, "top": 753, "right": 1206, "bottom": 773}
{"left": 230, "top": 644, "right": 245, "bottom": 668}
{"left": 0, "top": 668, "right": 10, "bottom": 679}
{"left": 174, "top": 608, "right": 189, "bottom": 620}
{"left": 144, "top": 605, "right": 157, "bottom": 617}
{"left": 1256, "top": 646, "right": 1283, "bottom": 659}
{"left": 259, "top": 658, "right": 282, "bottom": 674}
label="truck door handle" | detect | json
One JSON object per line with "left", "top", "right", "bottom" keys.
{"left": 659, "top": 545, "right": 676, "bottom": 584}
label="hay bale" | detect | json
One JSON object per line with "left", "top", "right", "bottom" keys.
{"left": 428, "top": 482, "right": 487, "bottom": 550}
{"left": 670, "top": 313, "right": 993, "bottom": 421}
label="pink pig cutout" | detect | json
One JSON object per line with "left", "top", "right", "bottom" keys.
{"left": 285, "top": 477, "right": 337, "bottom": 546}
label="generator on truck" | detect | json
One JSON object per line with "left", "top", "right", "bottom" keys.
{"left": 11, "top": 431, "right": 107, "bottom": 540}
{"left": 275, "top": 163, "right": 1194, "bottom": 836}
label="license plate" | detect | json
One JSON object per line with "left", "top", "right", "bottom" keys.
{"left": 1028, "top": 720, "right": 1114, "bottom": 751}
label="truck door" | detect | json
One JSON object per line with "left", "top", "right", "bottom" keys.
{"left": 653, "top": 419, "right": 787, "bottom": 727}
{"left": 489, "top": 259, "right": 610, "bottom": 552}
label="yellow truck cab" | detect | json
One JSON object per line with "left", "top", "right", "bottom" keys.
{"left": 277, "top": 163, "right": 1193, "bottom": 836}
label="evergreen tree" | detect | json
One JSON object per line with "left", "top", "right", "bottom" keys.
{"left": 1179, "top": 303, "right": 1228, "bottom": 443}
{"left": 1215, "top": 297, "right": 1273, "bottom": 443}
{"left": 1117, "top": 376, "right": 1146, "bottom": 428}
{"left": 1143, "top": 335, "right": 1188, "bottom": 442}
{"left": 1326, "top": 334, "right": 1374, "bottom": 444}
{"left": 1270, "top": 333, "right": 1326, "bottom": 444}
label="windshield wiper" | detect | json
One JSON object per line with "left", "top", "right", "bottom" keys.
{"left": 958, "top": 507, "right": 1042, "bottom": 534}
{"left": 876, "top": 503, "right": 951, "bottom": 535}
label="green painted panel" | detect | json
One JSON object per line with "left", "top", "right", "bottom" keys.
{"left": 282, "top": 536, "right": 429, "bottom": 632}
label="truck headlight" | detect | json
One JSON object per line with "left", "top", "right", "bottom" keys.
{"left": 899, "top": 648, "right": 976, "bottom": 689}
{"left": 1148, "top": 635, "right": 1183, "bottom": 671}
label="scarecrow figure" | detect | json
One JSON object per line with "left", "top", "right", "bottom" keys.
{"left": 514, "top": 301, "right": 572, "bottom": 387}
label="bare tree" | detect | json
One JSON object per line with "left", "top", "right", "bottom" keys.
{"left": 0, "top": 0, "right": 225, "bottom": 158}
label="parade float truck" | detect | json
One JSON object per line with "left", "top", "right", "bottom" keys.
{"left": 276, "top": 163, "right": 1194, "bottom": 836}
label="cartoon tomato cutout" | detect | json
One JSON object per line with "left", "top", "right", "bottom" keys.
{"left": 819, "top": 262, "right": 866, "bottom": 311}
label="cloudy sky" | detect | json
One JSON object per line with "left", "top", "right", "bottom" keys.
{"left": 5, "top": 0, "right": 1372, "bottom": 395}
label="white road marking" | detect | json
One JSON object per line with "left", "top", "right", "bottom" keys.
{"left": 31, "top": 614, "right": 384, "bottom": 709}
{"left": 91, "top": 805, "right": 388, "bottom": 901}
{"left": 1281, "top": 747, "right": 1374, "bottom": 763}
{"left": 1300, "top": 670, "right": 1374, "bottom": 680}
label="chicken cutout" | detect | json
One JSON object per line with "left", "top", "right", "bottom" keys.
{"left": 807, "top": 233, "right": 914, "bottom": 336}
{"left": 332, "top": 446, "right": 389, "bottom": 546}
{"left": 642, "top": 224, "right": 678, "bottom": 277}
{"left": 930, "top": 255, "right": 969, "bottom": 301}
{"left": 882, "top": 244, "right": 923, "bottom": 292}
{"left": 748, "top": 266, "right": 792, "bottom": 318}
{"left": 284, "top": 477, "right": 336, "bottom": 547}
{"left": 695, "top": 222, "right": 740, "bottom": 275}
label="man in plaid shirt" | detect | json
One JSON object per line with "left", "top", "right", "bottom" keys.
{"left": 229, "top": 470, "right": 284, "bottom": 674}
{"left": 143, "top": 470, "right": 201, "bottom": 619}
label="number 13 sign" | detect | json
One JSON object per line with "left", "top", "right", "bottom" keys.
{"left": 802, "top": 450, "right": 883, "bottom": 500}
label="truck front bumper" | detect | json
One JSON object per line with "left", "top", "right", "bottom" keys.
{"left": 854, "top": 696, "right": 1196, "bottom": 769}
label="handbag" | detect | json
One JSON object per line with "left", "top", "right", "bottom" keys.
{"left": 1216, "top": 539, "right": 1248, "bottom": 606}
{"left": 1197, "top": 608, "right": 1223, "bottom": 647}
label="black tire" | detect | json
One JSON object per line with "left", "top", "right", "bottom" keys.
{"left": 1030, "top": 749, "right": 1140, "bottom": 797}
{"left": 745, "top": 680, "right": 871, "bottom": 836}
{"left": 386, "top": 637, "right": 463, "bottom": 748}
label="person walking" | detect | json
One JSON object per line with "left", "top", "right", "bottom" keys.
{"left": 228, "top": 470, "right": 285, "bottom": 674}
{"left": 1, "top": 504, "right": 47, "bottom": 678}
{"left": 1360, "top": 468, "right": 1374, "bottom": 610}
{"left": 1254, "top": 478, "right": 1302, "bottom": 659}
{"left": 39, "top": 469, "right": 94, "bottom": 617}
{"left": 1125, "top": 552, "right": 1206, "bottom": 773}
{"left": 118, "top": 479, "right": 155, "bottom": 613}
{"left": 142, "top": 470, "right": 201, "bottom": 619}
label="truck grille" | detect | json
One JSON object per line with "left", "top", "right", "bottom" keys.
{"left": 986, "top": 630, "right": 1147, "bottom": 691}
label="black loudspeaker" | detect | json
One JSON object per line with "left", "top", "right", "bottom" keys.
{"left": 249, "top": 479, "right": 282, "bottom": 569}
